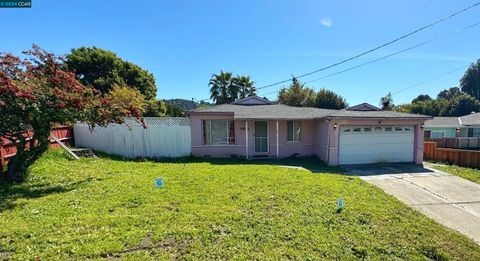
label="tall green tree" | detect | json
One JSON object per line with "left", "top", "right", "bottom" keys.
{"left": 447, "top": 95, "right": 480, "bottom": 116}
{"left": 412, "top": 94, "right": 432, "bottom": 103}
{"left": 66, "top": 46, "right": 157, "bottom": 100}
{"left": 314, "top": 88, "right": 348, "bottom": 109}
{"left": 437, "top": 87, "right": 462, "bottom": 100}
{"left": 278, "top": 78, "right": 316, "bottom": 107}
{"left": 380, "top": 93, "right": 394, "bottom": 110}
{"left": 234, "top": 75, "right": 256, "bottom": 99}
{"left": 209, "top": 71, "right": 235, "bottom": 104}
{"left": 461, "top": 60, "right": 480, "bottom": 100}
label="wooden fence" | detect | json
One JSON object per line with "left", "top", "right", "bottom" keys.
{"left": 0, "top": 126, "right": 74, "bottom": 169}
{"left": 73, "top": 117, "right": 191, "bottom": 158}
{"left": 424, "top": 141, "right": 480, "bottom": 168}
{"left": 425, "top": 137, "right": 480, "bottom": 150}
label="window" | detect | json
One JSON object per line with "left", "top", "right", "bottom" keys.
{"left": 468, "top": 128, "right": 480, "bottom": 137}
{"left": 353, "top": 128, "right": 361, "bottom": 132}
{"left": 384, "top": 127, "right": 392, "bottom": 131}
{"left": 395, "top": 127, "right": 403, "bottom": 132}
{"left": 431, "top": 131, "right": 445, "bottom": 139}
{"left": 364, "top": 127, "right": 372, "bottom": 132}
{"left": 374, "top": 127, "right": 382, "bottom": 132}
{"left": 287, "top": 121, "right": 301, "bottom": 142}
{"left": 203, "top": 120, "right": 235, "bottom": 145}
{"left": 343, "top": 128, "right": 351, "bottom": 132}
{"left": 404, "top": 127, "right": 412, "bottom": 132}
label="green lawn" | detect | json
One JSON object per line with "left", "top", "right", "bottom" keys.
{"left": 1, "top": 150, "right": 479, "bottom": 260}
{"left": 430, "top": 163, "right": 480, "bottom": 185}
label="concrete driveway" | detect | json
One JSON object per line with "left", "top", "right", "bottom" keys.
{"left": 346, "top": 163, "right": 480, "bottom": 244}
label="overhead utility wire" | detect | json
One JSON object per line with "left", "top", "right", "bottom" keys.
{"left": 304, "top": 22, "right": 480, "bottom": 84}
{"left": 256, "top": 1, "right": 480, "bottom": 90}
{"left": 259, "top": 21, "right": 480, "bottom": 97}
{"left": 365, "top": 64, "right": 470, "bottom": 105}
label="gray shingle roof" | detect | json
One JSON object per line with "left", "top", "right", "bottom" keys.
{"left": 460, "top": 113, "right": 480, "bottom": 126}
{"left": 425, "top": 117, "right": 462, "bottom": 128}
{"left": 190, "top": 103, "right": 430, "bottom": 120}
{"left": 191, "top": 104, "right": 335, "bottom": 119}
{"left": 326, "top": 109, "right": 431, "bottom": 119}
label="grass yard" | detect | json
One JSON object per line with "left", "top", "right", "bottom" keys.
{"left": 1, "top": 151, "right": 480, "bottom": 260}
{"left": 430, "top": 163, "right": 480, "bottom": 185}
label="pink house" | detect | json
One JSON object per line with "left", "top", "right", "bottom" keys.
{"left": 188, "top": 96, "right": 431, "bottom": 166}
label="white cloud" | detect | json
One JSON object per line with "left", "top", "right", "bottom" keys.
{"left": 321, "top": 17, "right": 332, "bottom": 27}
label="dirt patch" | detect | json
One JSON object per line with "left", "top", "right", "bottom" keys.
{"left": 102, "top": 233, "right": 191, "bottom": 259}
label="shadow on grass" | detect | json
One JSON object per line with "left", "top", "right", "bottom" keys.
{"left": 0, "top": 178, "right": 92, "bottom": 213}
{"left": 93, "top": 151, "right": 345, "bottom": 174}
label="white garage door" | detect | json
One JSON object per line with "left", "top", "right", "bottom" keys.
{"left": 339, "top": 126, "right": 414, "bottom": 165}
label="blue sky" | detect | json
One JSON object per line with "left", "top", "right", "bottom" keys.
{"left": 1, "top": 0, "right": 479, "bottom": 106}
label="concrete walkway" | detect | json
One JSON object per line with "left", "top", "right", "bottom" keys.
{"left": 346, "top": 164, "right": 480, "bottom": 244}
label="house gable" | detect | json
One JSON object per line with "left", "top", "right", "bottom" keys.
{"left": 231, "top": 96, "right": 274, "bottom": 106}
{"left": 346, "top": 103, "right": 381, "bottom": 111}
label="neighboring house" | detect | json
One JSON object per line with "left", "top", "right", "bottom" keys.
{"left": 425, "top": 113, "right": 480, "bottom": 138}
{"left": 424, "top": 117, "right": 462, "bottom": 138}
{"left": 188, "top": 96, "right": 431, "bottom": 165}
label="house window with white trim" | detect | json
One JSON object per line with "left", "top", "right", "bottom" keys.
{"left": 203, "top": 120, "right": 235, "bottom": 145}
{"left": 287, "top": 121, "right": 301, "bottom": 142}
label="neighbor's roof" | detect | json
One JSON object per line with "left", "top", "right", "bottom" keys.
{"left": 424, "top": 117, "right": 462, "bottom": 128}
{"left": 460, "top": 113, "right": 480, "bottom": 126}
{"left": 190, "top": 97, "right": 430, "bottom": 120}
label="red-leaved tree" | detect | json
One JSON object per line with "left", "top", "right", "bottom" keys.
{"left": 0, "top": 45, "right": 144, "bottom": 182}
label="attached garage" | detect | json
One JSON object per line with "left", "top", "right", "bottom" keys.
{"left": 339, "top": 125, "right": 414, "bottom": 165}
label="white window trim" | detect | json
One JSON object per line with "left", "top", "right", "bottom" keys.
{"left": 203, "top": 119, "right": 235, "bottom": 146}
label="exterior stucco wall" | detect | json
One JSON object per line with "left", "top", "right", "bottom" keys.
{"left": 425, "top": 127, "right": 457, "bottom": 138}
{"left": 190, "top": 113, "right": 316, "bottom": 158}
{"left": 325, "top": 118, "right": 427, "bottom": 165}
{"left": 313, "top": 119, "right": 330, "bottom": 162}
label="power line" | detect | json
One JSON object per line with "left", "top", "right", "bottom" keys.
{"left": 256, "top": 1, "right": 480, "bottom": 90}
{"left": 368, "top": 64, "right": 470, "bottom": 104}
{"left": 391, "top": 65, "right": 469, "bottom": 96}
{"left": 259, "top": 22, "right": 480, "bottom": 97}
{"left": 304, "top": 22, "right": 480, "bottom": 84}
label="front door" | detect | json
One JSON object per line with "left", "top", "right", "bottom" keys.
{"left": 254, "top": 121, "right": 268, "bottom": 153}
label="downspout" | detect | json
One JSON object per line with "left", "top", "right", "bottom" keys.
{"left": 245, "top": 120, "right": 248, "bottom": 159}
{"left": 326, "top": 119, "right": 331, "bottom": 164}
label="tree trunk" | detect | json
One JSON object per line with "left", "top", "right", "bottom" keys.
{"left": 4, "top": 129, "right": 50, "bottom": 183}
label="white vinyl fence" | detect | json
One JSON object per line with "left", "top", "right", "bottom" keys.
{"left": 74, "top": 117, "right": 191, "bottom": 158}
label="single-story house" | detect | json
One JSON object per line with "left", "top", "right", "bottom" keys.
{"left": 425, "top": 113, "right": 480, "bottom": 138}
{"left": 188, "top": 96, "right": 431, "bottom": 166}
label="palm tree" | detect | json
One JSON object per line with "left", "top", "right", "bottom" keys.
{"left": 209, "top": 71, "right": 234, "bottom": 104}
{"left": 234, "top": 75, "right": 256, "bottom": 99}
{"left": 380, "top": 92, "right": 394, "bottom": 111}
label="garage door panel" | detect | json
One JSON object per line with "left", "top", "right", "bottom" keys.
{"left": 340, "top": 143, "right": 413, "bottom": 152}
{"left": 339, "top": 126, "right": 414, "bottom": 165}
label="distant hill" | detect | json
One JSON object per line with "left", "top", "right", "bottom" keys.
{"left": 163, "top": 99, "right": 198, "bottom": 111}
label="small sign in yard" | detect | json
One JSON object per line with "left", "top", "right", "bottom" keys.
{"left": 155, "top": 178, "right": 164, "bottom": 188}
{"left": 337, "top": 198, "right": 344, "bottom": 211}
